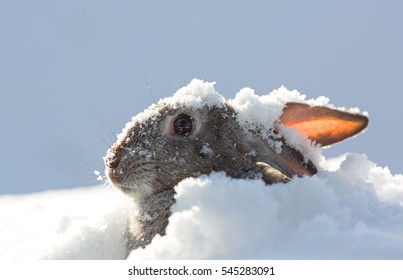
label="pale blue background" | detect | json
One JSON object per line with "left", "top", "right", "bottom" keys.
{"left": 1, "top": 0, "right": 402, "bottom": 194}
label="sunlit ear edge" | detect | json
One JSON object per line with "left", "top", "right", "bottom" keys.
{"left": 279, "top": 102, "right": 369, "bottom": 147}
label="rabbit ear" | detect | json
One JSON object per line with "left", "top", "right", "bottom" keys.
{"left": 279, "top": 102, "right": 369, "bottom": 147}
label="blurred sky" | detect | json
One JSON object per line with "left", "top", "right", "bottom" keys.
{"left": 1, "top": 0, "right": 402, "bottom": 194}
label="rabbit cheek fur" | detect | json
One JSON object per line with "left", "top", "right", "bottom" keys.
{"left": 105, "top": 103, "right": 316, "bottom": 251}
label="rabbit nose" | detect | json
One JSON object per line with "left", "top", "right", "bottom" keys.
{"left": 105, "top": 147, "right": 121, "bottom": 169}
{"left": 106, "top": 154, "right": 120, "bottom": 169}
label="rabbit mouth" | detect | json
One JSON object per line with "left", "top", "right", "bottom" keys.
{"left": 106, "top": 166, "right": 157, "bottom": 199}
{"left": 105, "top": 165, "right": 124, "bottom": 185}
{"left": 105, "top": 159, "right": 175, "bottom": 200}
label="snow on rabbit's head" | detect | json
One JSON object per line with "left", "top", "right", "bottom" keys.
{"left": 104, "top": 79, "right": 368, "bottom": 200}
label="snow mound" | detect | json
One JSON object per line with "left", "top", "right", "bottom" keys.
{"left": 130, "top": 154, "right": 403, "bottom": 259}
{"left": 0, "top": 186, "right": 129, "bottom": 260}
{"left": 2, "top": 153, "right": 402, "bottom": 260}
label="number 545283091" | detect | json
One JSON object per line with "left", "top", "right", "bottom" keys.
{"left": 221, "top": 266, "right": 275, "bottom": 276}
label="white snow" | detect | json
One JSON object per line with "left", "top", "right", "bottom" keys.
{"left": 161, "top": 79, "right": 225, "bottom": 109}
{"left": 228, "top": 85, "right": 326, "bottom": 163}
{"left": 129, "top": 154, "right": 403, "bottom": 259}
{"left": 1, "top": 154, "right": 402, "bottom": 260}
{"left": 228, "top": 86, "right": 301, "bottom": 132}
{"left": 0, "top": 186, "right": 129, "bottom": 260}
{"left": 1, "top": 80, "right": 402, "bottom": 260}
{"left": 200, "top": 143, "right": 214, "bottom": 157}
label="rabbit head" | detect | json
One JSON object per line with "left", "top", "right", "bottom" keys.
{"left": 104, "top": 80, "right": 368, "bottom": 201}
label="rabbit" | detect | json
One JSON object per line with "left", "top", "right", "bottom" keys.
{"left": 104, "top": 82, "right": 368, "bottom": 252}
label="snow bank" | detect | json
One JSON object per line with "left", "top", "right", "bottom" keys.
{"left": 1, "top": 80, "right": 402, "bottom": 260}
{"left": 129, "top": 154, "right": 403, "bottom": 259}
{"left": 1, "top": 154, "right": 402, "bottom": 260}
{"left": 0, "top": 186, "right": 129, "bottom": 260}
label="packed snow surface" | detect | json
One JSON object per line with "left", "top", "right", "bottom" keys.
{"left": 1, "top": 80, "right": 402, "bottom": 260}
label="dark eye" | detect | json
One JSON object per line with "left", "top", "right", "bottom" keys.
{"left": 173, "top": 114, "right": 193, "bottom": 136}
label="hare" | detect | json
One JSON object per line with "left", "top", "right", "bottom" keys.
{"left": 104, "top": 80, "right": 368, "bottom": 252}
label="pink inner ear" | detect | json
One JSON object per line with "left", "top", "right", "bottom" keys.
{"left": 279, "top": 102, "right": 369, "bottom": 146}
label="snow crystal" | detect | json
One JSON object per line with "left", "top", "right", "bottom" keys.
{"left": 200, "top": 143, "right": 214, "bottom": 157}
{"left": 94, "top": 170, "right": 104, "bottom": 182}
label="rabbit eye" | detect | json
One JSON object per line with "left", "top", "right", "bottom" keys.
{"left": 173, "top": 114, "right": 193, "bottom": 136}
